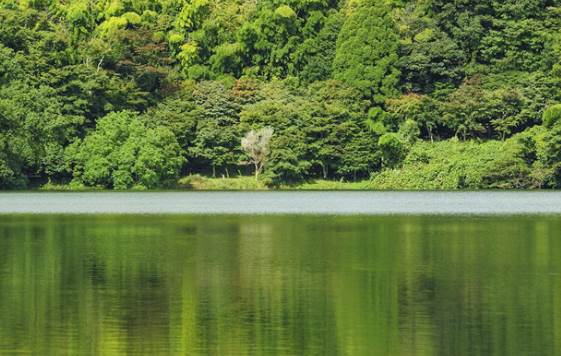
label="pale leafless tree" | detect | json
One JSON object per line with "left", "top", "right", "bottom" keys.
{"left": 241, "top": 127, "right": 274, "bottom": 180}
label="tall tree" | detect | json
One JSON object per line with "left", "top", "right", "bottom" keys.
{"left": 332, "top": 0, "right": 400, "bottom": 104}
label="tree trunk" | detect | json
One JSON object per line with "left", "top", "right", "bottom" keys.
{"left": 96, "top": 56, "right": 104, "bottom": 72}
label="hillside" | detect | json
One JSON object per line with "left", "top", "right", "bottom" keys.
{"left": 2, "top": 0, "right": 561, "bottom": 189}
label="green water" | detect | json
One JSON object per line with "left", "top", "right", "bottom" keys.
{"left": 1, "top": 214, "right": 560, "bottom": 355}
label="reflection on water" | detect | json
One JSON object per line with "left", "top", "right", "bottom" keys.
{"left": 0, "top": 215, "right": 560, "bottom": 355}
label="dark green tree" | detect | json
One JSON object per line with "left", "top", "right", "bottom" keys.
{"left": 333, "top": 0, "right": 400, "bottom": 103}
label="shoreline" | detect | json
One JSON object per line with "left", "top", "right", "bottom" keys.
{"left": 24, "top": 176, "right": 550, "bottom": 192}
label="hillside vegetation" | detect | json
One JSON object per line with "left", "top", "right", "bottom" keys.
{"left": 2, "top": 0, "right": 561, "bottom": 189}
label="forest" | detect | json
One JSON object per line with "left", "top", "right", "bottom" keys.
{"left": 2, "top": 0, "right": 561, "bottom": 189}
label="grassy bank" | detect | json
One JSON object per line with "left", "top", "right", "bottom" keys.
{"left": 176, "top": 175, "right": 374, "bottom": 190}
{"left": 39, "top": 176, "right": 374, "bottom": 191}
{"left": 176, "top": 175, "right": 268, "bottom": 190}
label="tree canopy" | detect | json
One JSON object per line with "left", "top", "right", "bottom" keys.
{"left": 2, "top": 0, "right": 561, "bottom": 189}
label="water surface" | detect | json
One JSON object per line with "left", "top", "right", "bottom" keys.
{"left": 1, "top": 191, "right": 561, "bottom": 214}
{"left": 1, "top": 214, "right": 560, "bottom": 355}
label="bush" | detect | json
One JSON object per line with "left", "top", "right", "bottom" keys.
{"left": 67, "top": 111, "right": 185, "bottom": 189}
{"left": 542, "top": 104, "right": 561, "bottom": 128}
{"left": 371, "top": 138, "right": 533, "bottom": 190}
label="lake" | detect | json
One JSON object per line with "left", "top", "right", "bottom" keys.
{"left": 1, "top": 193, "right": 561, "bottom": 354}
{"left": 2, "top": 191, "right": 561, "bottom": 214}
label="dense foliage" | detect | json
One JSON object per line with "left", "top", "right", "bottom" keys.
{"left": 2, "top": 0, "right": 561, "bottom": 189}
{"left": 67, "top": 111, "right": 184, "bottom": 189}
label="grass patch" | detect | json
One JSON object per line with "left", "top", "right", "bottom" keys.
{"left": 177, "top": 175, "right": 374, "bottom": 190}
{"left": 177, "top": 175, "right": 268, "bottom": 190}
{"left": 39, "top": 181, "right": 100, "bottom": 191}
{"left": 284, "top": 179, "right": 374, "bottom": 190}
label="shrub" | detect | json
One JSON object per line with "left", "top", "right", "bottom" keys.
{"left": 67, "top": 111, "right": 185, "bottom": 189}
{"left": 372, "top": 138, "right": 533, "bottom": 190}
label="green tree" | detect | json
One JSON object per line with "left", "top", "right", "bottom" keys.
{"left": 240, "top": 80, "right": 312, "bottom": 183}
{"left": 386, "top": 94, "right": 441, "bottom": 141}
{"left": 378, "top": 133, "right": 407, "bottom": 168}
{"left": 333, "top": 0, "right": 400, "bottom": 103}
{"left": 294, "top": 10, "right": 343, "bottom": 83}
{"left": 307, "top": 80, "right": 375, "bottom": 180}
{"left": 441, "top": 78, "right": 488, "bottom": 140}
{"left": 68, "top": 111, "right": 184, "bottom": 189}
{"left": 187, "top": 81, "right": 242, "bottom": 177}
{"left": 397, "top": 10, "right": 465, "bottom": 93}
